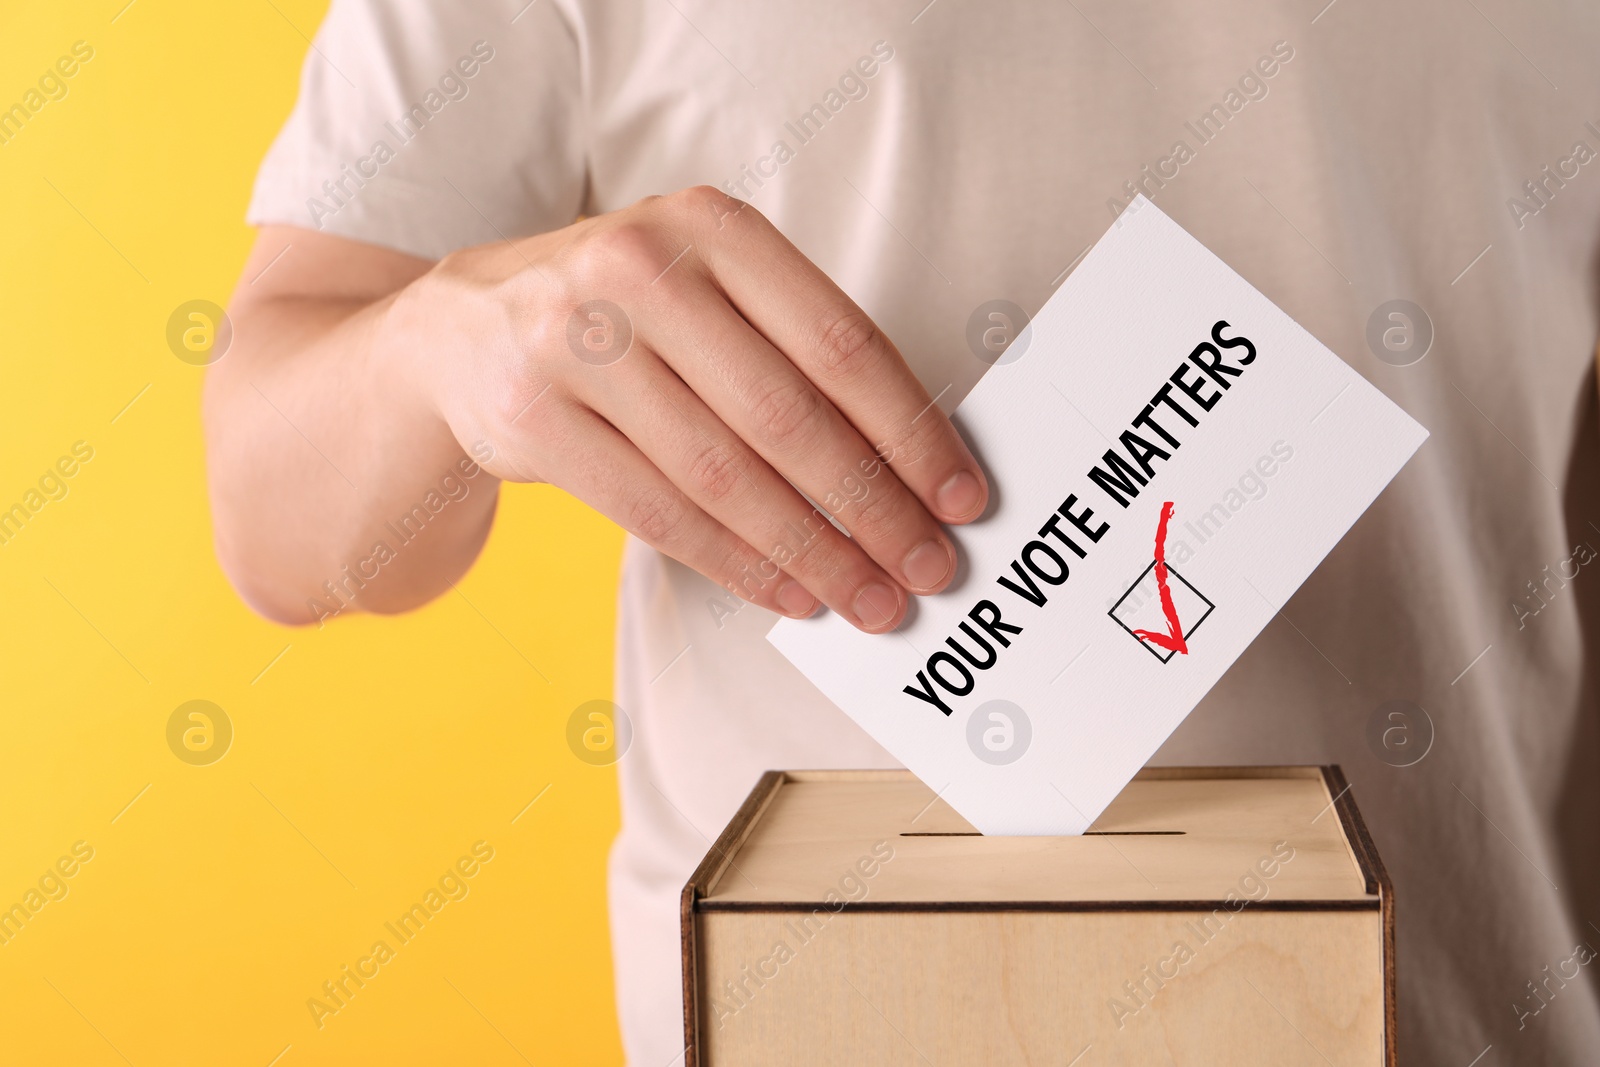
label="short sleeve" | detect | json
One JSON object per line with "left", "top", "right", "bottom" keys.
{"left": 246, "top": 0, "right": 587, "bottom": 260}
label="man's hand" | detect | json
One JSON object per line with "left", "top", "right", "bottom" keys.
{"left": 208, "top": 187, "right": 989, "bottom": 633}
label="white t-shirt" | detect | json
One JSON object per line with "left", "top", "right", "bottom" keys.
{"left": 250, "top": 2, "right": 1600, "bottom": 1062}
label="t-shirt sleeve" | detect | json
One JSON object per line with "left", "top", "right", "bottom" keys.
{"left": 246, "top": 0, "right": 587, "bottom": 261}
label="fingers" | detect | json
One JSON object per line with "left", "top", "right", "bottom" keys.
{"left": 691, "top": 193, "right": 990, "bottom": 524}
{"left": 522, "top": 400, "right": 823, "bottom": 622}
{"left": 577, "top": 348, "right": 911, "bottom": 632}
{"left": 634, "top": 271, "right": 958, "bottom": 603}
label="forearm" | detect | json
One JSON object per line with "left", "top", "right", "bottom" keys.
{"left": 204, "top": 280, "right": 498, "bottom": 624}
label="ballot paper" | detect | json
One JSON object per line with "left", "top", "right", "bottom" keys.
{"left": 767, "top": 196, "right": 1428, "bottom": 836}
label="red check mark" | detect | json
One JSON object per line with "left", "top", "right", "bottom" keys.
{"left": 1132, "top": 501, "right": 1189, "bottom": 655}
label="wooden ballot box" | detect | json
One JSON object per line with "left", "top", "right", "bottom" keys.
{"left": 681, "top": 767, "right": 1394, "bottom": 1065}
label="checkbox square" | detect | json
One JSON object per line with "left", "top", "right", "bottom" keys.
{"left": 1107, "top": 561, "right": 1215, "bottom": 663}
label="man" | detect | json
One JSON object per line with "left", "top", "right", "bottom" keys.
{"left": 208, "top": 0, "right": 1600, "bottom": 1062}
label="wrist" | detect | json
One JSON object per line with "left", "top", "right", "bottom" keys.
{"left": 370, "top": 262, "right": 494, "bottom": 468}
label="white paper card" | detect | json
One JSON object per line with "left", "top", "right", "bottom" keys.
{"left": 767, "top": 196, "right": 1428, "bottom": 835}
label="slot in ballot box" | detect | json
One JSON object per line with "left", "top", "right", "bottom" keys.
{"left": 681, "top": 767, "right": 1394, "bottom": 1065}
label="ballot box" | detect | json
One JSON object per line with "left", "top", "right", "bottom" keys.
{"left": 681, "top": 767, "right": 1393, "bottom": 1065}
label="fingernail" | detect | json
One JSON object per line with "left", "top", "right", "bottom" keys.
{"left": 937, "top": 470, "right": 984, "bottom": 520}
{"left": 853, "top": 582, "right": 900, "bottom": 629}
{"left": 902, "top": 539, "right": 953, "bottom": 592}
{"left": 776, "top": 579, "right": 818, "bottom": 617}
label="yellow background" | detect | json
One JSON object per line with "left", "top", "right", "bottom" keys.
{"left": 0, "top": 2, "right": 626, "bottom": 1062}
